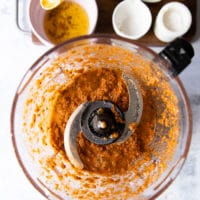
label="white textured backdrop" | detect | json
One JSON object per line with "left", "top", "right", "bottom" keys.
{"left": 0, "top": 0, "right": 199, "bottom": 199}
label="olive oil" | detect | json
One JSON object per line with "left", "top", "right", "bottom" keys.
{"left": 44, "top": 1, "right": 89, "bottom": 44}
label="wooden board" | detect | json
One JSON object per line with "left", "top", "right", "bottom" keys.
{"left": 32, "top": 0, "right": 197, "bottom": 46}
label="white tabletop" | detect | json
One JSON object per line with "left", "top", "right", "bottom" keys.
{"left": 0, "top": 0, "right": 199, "bottom": 199}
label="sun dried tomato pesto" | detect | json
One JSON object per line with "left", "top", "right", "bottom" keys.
{"left": 23, "top": 44, "right": 179, "bottom": 199}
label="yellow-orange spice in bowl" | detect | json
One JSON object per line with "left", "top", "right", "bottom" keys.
{"left": 28, "top": 0, "right": 98, "bottom": 46}
{"left": 44, "top": 1, "right": 89, "bottom": 44}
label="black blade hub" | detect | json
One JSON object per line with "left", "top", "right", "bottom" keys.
{"left": 81, "top": 101, "right": 125, "bottom": 145}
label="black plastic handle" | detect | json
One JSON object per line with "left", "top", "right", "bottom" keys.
{"left": 159, "top": 38, "right": 194, "bottom": 76}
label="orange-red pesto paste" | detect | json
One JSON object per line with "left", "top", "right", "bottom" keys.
{"left": 23, "top": 43, "right": 179, "bottom": 199}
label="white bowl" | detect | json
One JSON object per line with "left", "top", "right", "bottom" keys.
{"left": 154, "top": 2, "right": 192, "bottom": 42}
{"left": 28, "top": 0, "right": 98, "bottom": 46}
{"left": 142, "top": 0, "right": 162, "bottom": 3}
{"left": 112, "top": 0, "right": 152, "bottom": 40}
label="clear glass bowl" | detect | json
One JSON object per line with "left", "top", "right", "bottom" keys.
{"left": 11, "top": 34, "right": 192, "bottom": 200}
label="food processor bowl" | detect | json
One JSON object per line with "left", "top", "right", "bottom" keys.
{"left": 11, "top": 34, "right": 192, "bottom": 200}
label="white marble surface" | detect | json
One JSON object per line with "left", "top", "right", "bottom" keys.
{"left": 0, "top": 0, "right": 199, "bottom": 199}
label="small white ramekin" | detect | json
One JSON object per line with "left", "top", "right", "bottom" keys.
{"left": 112, "top": 0, "right": 152, "bottom": 40}
{"left": 154, "top": 2, "right": 192, "bottom": 42}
